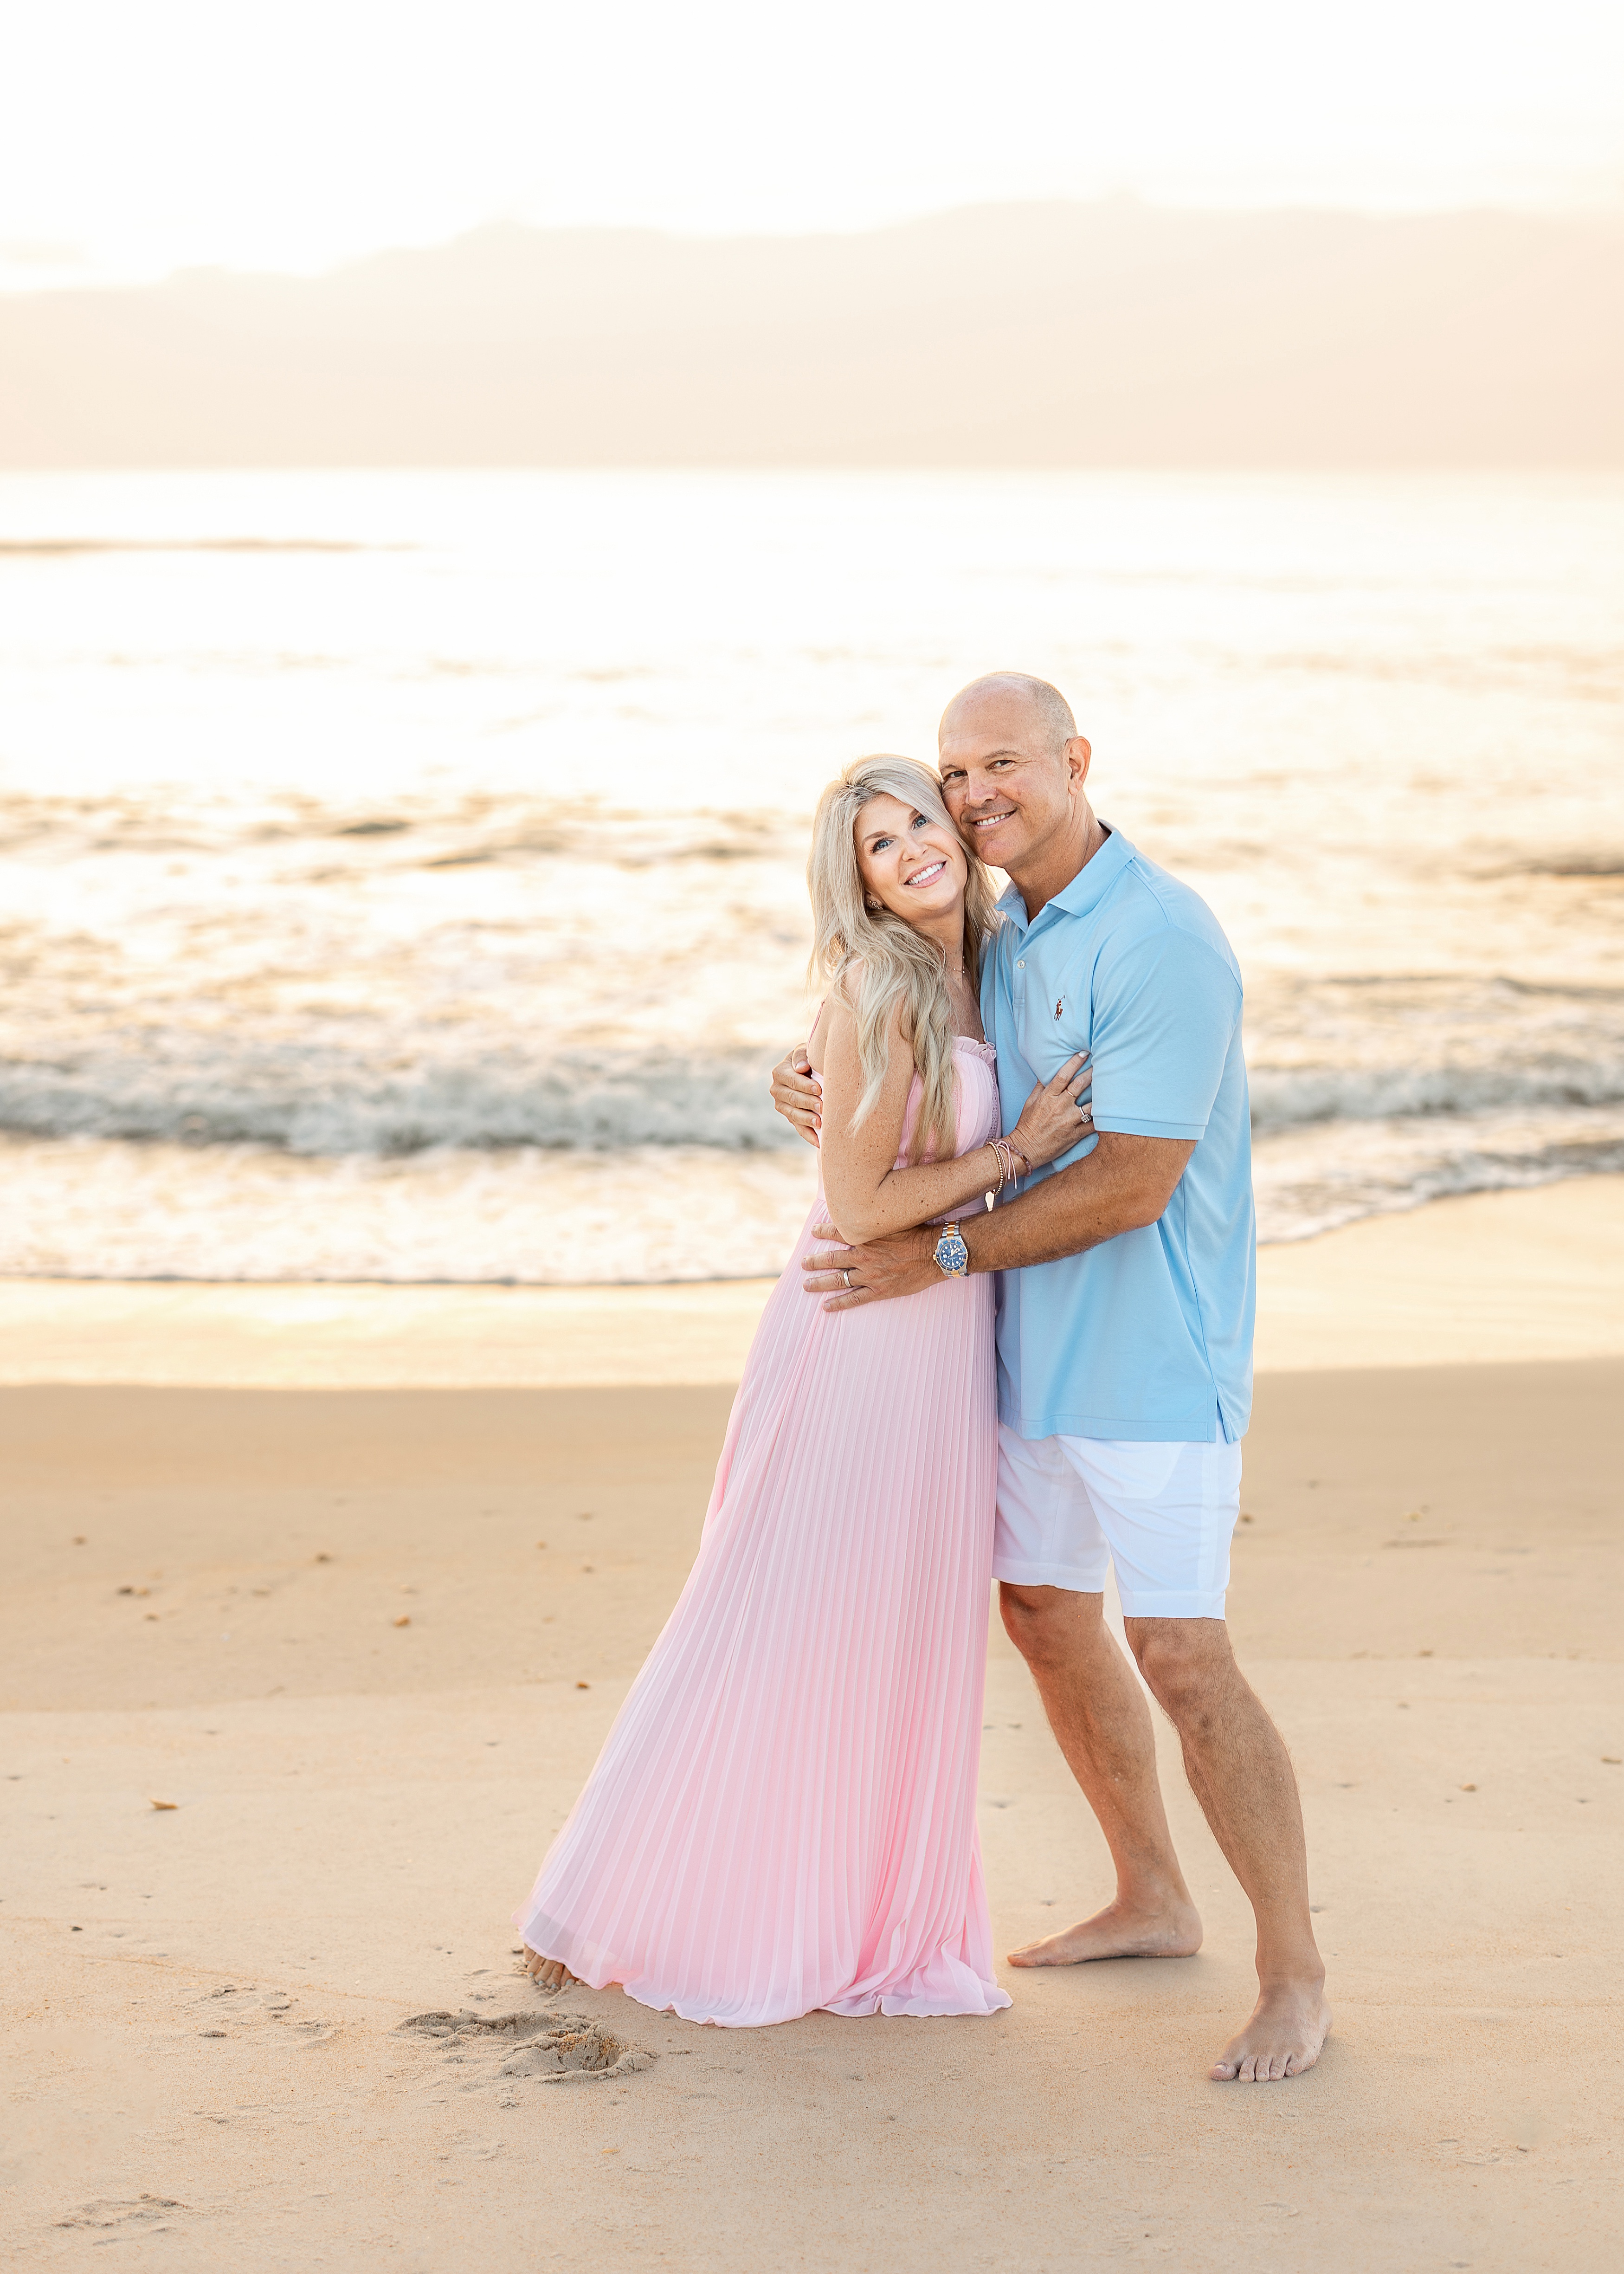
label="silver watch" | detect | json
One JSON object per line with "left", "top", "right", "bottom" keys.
{"left": 933, "top": 1221, "right": 970, "bottom": 1278}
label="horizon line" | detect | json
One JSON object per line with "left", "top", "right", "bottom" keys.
{"left": 5, "top": 189, "right": 1624, "bottom": 297}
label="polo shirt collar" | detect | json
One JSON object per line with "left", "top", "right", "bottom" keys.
{"left": 995, "top": 823, "right": 1130, "bottom": 934}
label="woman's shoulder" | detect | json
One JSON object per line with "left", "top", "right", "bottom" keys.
{"left": 811, "top": 968, "right": 859, "bottom": 1047}
{"left": 812, "top": 963, "right": 913, "bottom": 1077}
{"left": 825, "top": 961, "right": 908, "bottom": 1035}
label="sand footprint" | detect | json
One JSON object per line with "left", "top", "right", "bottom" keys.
{"left": 56, "top": 2194, "right": 190, "bottom": 2235}
{"left": 396, "top": 2007, "right": 655, "bottom": 2087}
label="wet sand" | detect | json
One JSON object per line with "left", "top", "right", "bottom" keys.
{"left": 4, "top": 1182, "right": 1622, "bottom": 2269}
{"left": 3, "top": 1176, "right": 1621, "bottom": 1389}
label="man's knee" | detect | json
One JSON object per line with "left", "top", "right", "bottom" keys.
{"left": 1128, "top": 1618, "right": 1234, "bottom": 1722}
{"left": 998, "top": 1581, "right": 1096, "bottom": 1667}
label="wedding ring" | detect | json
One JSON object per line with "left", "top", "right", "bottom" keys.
{"left": 842, "top": 1268, "right": 853, "bottom": 1289}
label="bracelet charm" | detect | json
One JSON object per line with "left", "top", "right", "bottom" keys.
{"left": 982, "top": 1137, "right": 1027, "bottom": 1212}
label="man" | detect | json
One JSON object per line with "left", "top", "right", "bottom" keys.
{"left": 770, "top": 672, "right": 1329, "bottom": 2083}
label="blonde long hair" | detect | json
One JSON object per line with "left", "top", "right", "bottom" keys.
{"left": 807, "top": 755, "right": 1000, "bottom": 1164}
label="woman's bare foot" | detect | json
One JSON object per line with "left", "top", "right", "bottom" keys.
{"left": 1007, "top": 1894, "right": 1202, "bottom": 1968}
{"left": 522, "top": 1946, "right": 580, "bottom": 1991}
{"left": 1210, "top": 1981, "right": 1331, "bottom": 2082}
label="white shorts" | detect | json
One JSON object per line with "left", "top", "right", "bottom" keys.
{"left": 993, "top": 1423, "right": 1243, "bottom": 1621}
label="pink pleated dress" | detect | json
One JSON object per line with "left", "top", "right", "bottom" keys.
{"left": 513, "top": 1038, "right": 1009, "bottom": 2027}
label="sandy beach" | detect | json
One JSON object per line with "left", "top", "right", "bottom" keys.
{"left": 5, "top": 1179, "right": 1622, "bottom": 2270}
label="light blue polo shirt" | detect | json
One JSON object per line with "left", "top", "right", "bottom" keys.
{"left": 982, "top": 825, "right": 1256, "bottom": 1444}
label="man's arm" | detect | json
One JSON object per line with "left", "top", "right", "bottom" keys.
{"left": 801, "top": 1131, "right": 1195, "bottom": 1311}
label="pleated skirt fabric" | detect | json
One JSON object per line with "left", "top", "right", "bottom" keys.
{"left": 514, "top": 1041, "right": 1009, "bottom": 2027}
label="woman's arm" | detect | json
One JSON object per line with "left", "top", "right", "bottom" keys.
{"left": 815, "top": 996, "right": 1089, "bottom": 1246}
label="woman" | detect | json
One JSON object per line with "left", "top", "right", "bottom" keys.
{"left": 515, "top": 755, "right": 1087, "bottom": 2026}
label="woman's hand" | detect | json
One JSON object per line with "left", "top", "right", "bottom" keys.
{"left": 1007, "top": 1052, "right": 1092, "bottom": 1170}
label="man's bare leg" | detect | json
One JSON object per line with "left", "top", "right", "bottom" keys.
{"left": 999, "top": 1583, "right": 1202, "bottom": 1965}
{"left": 1127, "top": 1616, "right": 1330, "bottom": 2083}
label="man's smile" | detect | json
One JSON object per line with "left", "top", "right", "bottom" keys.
{"left": 966, "top": 808, "right": 1016, "bottom": 833}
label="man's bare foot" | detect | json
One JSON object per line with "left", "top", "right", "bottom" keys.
{"left": 1210, "top": 1981, "right": 1331, "bottom": 2082}
{"left": 1007, "top": 1895, "right": 1203, "bottom": 1968}
{"left": 522, "top": 1946, "right": 579, "bottom": 1992}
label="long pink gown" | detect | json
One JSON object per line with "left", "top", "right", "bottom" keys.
{"left": 514, "top": 1038, "right": 1009, "bottom": 2027}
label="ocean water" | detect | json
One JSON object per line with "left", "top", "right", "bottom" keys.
{"left": 1, "top": 467, "right": 1620, "bottom": 1283}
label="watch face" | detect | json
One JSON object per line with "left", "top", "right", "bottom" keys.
{"left": 937, "top": 1229, "right": 969, "bottom": 1274}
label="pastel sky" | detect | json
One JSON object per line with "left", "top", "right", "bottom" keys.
{"left": 4, "top": 0, "right": 1621, "bottom": 287}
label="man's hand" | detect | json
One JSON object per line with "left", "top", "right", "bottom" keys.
{"left": 802, "top": 1222, "right": 939, "bottom": 1311}
{"left": 805, "top": 1130, "right": 1200, "bottom": 1307}
{"left": 769, "top": 1047, "right": 821, "bottom": 1148}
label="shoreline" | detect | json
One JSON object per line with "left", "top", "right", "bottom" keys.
{"left": 2, "top": 1175, "right": 1620, "bottom": 1386}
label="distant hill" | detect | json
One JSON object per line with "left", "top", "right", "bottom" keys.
{"left": 1, "top": 201, "right": 1619, "bottom": 465}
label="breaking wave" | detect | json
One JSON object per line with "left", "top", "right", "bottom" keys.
{"left": 4, "top": 987, "right": 1624, "bottom": 1157}
{"left": 0, "top": 1042, "right": 795, "bottom": 1154}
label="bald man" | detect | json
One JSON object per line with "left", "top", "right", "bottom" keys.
{"left": 770, "top": 673, "right": 1329, "bottom": 2084}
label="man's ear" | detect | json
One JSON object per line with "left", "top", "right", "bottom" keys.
{"left": 1065, "top": 735, "right": 1093, "bottom": 790}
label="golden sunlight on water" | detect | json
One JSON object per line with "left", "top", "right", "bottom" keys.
{"left": 1, "top": 467, "right": 1620, "bottom": 1281}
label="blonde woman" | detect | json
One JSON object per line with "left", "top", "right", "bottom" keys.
{"left": 514, "top": 756, "right": 1087, "bottom": 2026}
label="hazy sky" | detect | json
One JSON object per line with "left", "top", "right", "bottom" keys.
{"left": 4, "top": 0, "right": 1621, "bottom": 287}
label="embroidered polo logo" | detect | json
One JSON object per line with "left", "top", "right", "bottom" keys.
{"left": 1054, "top": 995, "right": 1064, "bottom": 1019}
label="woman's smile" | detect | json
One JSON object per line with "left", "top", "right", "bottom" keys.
{"left": 902, "top": 858, "right": 948, "bottom": 889}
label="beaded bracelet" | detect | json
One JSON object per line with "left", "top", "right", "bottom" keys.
{"left": 981, "top": 1136, "right": 1030, "bottom": 1212}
